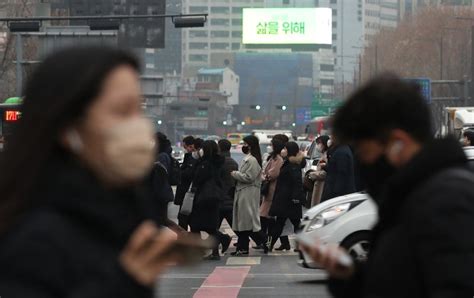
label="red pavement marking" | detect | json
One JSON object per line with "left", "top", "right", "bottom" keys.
{"left": 193, "top": 266, "right": 251, "bottom": 298}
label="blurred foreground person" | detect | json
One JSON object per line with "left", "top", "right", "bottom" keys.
{"left": 301, "top": 74, "right": 474, "bottom": 298}
{"left": 0, "top": 47, "right": 182, "bottom": 297}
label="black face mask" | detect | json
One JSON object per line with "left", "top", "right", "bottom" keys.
{"left": 242, "top": 145, "right": 250, "bottom": 155}
{"left": 360, "top": 155, "right": 396, "bottom": 200}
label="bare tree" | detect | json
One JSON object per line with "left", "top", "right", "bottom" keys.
{"left": 0, "top": 0, "right": 39, "bottom": 100}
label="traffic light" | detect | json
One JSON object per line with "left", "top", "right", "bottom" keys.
{"left": 276, "top": 105, "right": 287, "bottom": 111}
{"left": 251, "top": 105, "right": 261, "bottom": 110}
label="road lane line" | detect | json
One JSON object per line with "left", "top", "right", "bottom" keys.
{"left": 193, "top": 266, "right": 251, "bottom": 298}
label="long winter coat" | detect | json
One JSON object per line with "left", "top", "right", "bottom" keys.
{"left": 329, "top": 138, "right": 474, "bottom": 298}
{"left": 269, "top": 153, "right": 304, "bottom": 219}
{"left": 221, "top": 152, "right": 239, "bottom": 212}
{"left": 260, "top": 154, "right": 284, "bottom": 217}
{"left": 321, "top": 145, "right": 356, "bottom": 202}
{"left": 189, "top": 156, "right": 226, "bottom": 231}
{"left": 0, "top": 155, "right": 159, "bottom": 298}
{"left": 174, "top": 152, "right": 198, "bottom": 206}
{"left": 231, "top": 154, "right": 262, "bottom": 232}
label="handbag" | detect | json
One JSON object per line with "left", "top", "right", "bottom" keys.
{"left": 179, "top": 184, "right": 195, "bottom": 216}
{"left": 261, "top": 180, "right": 270, "bottom": 196}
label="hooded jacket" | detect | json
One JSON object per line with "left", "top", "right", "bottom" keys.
{"left": 269, "top": 152, "right": 305, "bottom": 219}
{"left": 329, "top": 138, "right": 474, "bottom": 298}
{"left": 0, "top": 155, "right": 158, "bottom": 298}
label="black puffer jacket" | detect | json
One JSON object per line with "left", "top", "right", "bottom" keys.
{"left": 0, "top": 156, "right": 158, "bottom": 298}
{"left": 189, "top": 156, "right": 226, "bottom": 231}
{"left": 269, "top": 153, "right": 304, "bottom": 219}
{"left": 329, "top": 138, "right": 474, "bottom": 298}
{"left": 220, "top": 152, "right": 239, "bottom": 211}
{"left": 321, "top": 144, "right": 356, "bottom": 202}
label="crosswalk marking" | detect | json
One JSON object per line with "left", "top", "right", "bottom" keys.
{"left": 226, "top": 257, "right": 261, "bottom": 265}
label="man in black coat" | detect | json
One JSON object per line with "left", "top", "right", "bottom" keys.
{"left": 174, "top": 136, "right": 198, "bottom": 230}
{"left": 217, "top": 139, "right": 239, "bottom": 229}
{"left": 320, "top": 142, "right": 356, "bottom": 202}
{"left": 301, "top": 74, "right": 474, "bottom": 298}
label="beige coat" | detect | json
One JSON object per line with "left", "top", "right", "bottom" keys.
{"left": 231, "top": 154, "right": 262, "bottom": 232}
{"left": 309, "top": 152, "right": 328, "bottom": 207}
{"left": 260, "top": 155, "right": 284, "bottom": 217}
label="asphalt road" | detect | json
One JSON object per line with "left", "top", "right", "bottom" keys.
{"left": 156, "top": 204, "right": 331, "bottom": 298}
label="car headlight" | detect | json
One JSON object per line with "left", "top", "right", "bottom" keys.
{"left": 306, "top": 203, "right": 352, "bottom": 232}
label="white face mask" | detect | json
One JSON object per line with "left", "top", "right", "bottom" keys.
{"left": 192, "top": 151, "right": 200, "bottom": 160}
{"left": 101, "top": 118, "right": 155, "bottom": 185}
{"left": 280, "top": 149, "right": 288, "bottom": 158}
{"left": 317, "top": 144, "right": 324, "bottom": 153}
{"left": 327, "top": 139, "right": 333, "bottom": 148}
{"left": 68, "top": 117, "right": 155, "bottom": 185}
{"left": 198, "top": 148, "right": 204, "bottom": 158}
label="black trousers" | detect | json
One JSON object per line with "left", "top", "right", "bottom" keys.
{"left": 218, "top": 209, "right": 233, "bottom": 229}
{"left": 191, "top": 227, "right": 227, "bottom": 255}
{"left": 271, "top": 217, "right": 301, "bottom": 247}
{"left": 235, "top": 230, "right": 266, "bottom": 251}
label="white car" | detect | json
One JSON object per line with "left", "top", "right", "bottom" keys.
{"left": 298, "top": 147, "right": 474, "bottom": 269}
{"left": 298, "top": 192, "right": 377, "bottom": 268}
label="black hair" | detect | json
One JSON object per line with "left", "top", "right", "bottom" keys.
{"left": 270, "top": 139, "right": 285, "bottom": 159}
{"left": 285, "top": 141, "right": 300, "bottom": 158}
{"left": 316, "top": 135, "right": 330, "bottom": 152}
{"left": 183, "top": 135, "right": 195, "bottom": 146}
{"left": 156, "top": 132, "right": 171, "bottom": 155}
{"left": 272, "top": 134, "right": 289, "bottom": 144}
{"left": 194, "top": 138, "right": 204, "bottom": 150}
{"left": 202, "top": 140, "right": 220, "bottom": 161}
{"left": 218, "top": 139, "right": 232, "bottom": 153}
{"left": 0, "top": 46, "right": 140, "bottom": 233}
{"left": 332, "top": 73, "right": 433, "bottom": 145}
{"left": 464, "top": 130, "right": 474, "bottom": 145}
{"left": 243, "top": 135, "right": 262, "bottom": 167}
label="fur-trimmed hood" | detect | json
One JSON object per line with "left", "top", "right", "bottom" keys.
{"left": 289, "top": 152, "right": 305, "bottom": 165}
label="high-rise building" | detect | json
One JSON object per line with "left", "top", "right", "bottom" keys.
{"left": 181, "top": 0, "right": 265, "bottom": 77}
{"left": 400, "top": 0, "right": 474, "bottom": 18}
{"left": 363, "top": 0, "right": 400, "bottom": 42}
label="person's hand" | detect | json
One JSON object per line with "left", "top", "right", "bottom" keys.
{"left": 119, "top": 221, "right": 179, "bottom": 287}
{"left": 300, "top": 241, "right": 355, "bottom": 280}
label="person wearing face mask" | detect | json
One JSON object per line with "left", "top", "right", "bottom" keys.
{"left": 0, "top": 47, "right": 184, "bottom": 297}
{"left": 231, "top": 135, "right": 268, "bottom": 255}
{"left": 308, "top": 135, "right": 330, "bottom": 207}
{"left": 189, "top": 141, "right": 231, "bottom": 260}
{"left": 192, "top": 138, "right": 204, "bottom": 160}
{"left": 174, "top": 136, "right": 198, "bottom": 230}
{"left": 257, "top": 139, "right": 285, "bottom": 249}
{"left": 301, "top": 74, "right": 474, "bottom": 298}
{"left": 268, "top": 142, "right": 304, "bottom": 251}
{"left": 320, "top": 135, "right": 356, "bottom": 203}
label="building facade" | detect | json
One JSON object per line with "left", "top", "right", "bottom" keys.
{"left": 181, "top": 0, "right": 265, "bottom": 77}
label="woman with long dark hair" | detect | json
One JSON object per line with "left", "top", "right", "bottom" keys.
{"left": 231, "top": 135, "right": 267, "bottom": 255}
{"left": 0, "top": 47, "right": 180, "bottom": 297}
{"left": 190, "top": 140, "right": 231, "bottom": 260}
{"left": 269, "top": 142, "right": 305, "bottom": 250}
{"left": 258, "top": 139, "right": 285, "bottom": 246}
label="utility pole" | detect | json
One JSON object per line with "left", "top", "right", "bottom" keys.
{"left": 15, "top": 34, "right": 23, "bottom": 95}
{"left": 471, "top": 25, "right": 474, "bottom": 102}
{"left": 440, "top": 36, "right": 443, "bottom": 80}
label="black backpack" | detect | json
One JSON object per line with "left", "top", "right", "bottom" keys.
{"left": 169, "top": 157, "right": 182, "bottom": 186}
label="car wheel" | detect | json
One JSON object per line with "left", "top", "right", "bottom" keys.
{"left": 340, "top": 231, "right": 371, "bottom": 263}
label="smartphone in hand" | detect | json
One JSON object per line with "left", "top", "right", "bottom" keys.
{"left": 296, "top": 233, "right": 353, "bottom": 268}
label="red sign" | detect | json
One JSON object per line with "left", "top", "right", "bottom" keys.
{"left": 4, "top": 110, "right": 21, "bottom": 122}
